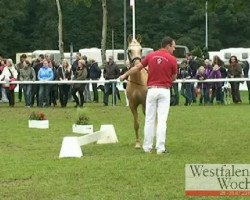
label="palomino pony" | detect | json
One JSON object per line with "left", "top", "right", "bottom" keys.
{"left": 126, "top": 36, "right": 148, "bottom": 148}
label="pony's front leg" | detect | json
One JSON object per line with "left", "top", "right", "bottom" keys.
{"left": 131, "top": 107, "right": 141, "bottom": 149}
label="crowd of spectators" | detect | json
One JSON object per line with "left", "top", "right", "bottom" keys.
{"left": 1, "top": 52, "right": 250, "bottom": 108}
{"left": 172, "top": 53, "right": 250, "bottom": 106}
{"left": 0, "top": 53, "right": 103, "bottom": 108}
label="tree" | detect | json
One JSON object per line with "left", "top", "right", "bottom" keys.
{"left": 101, "top": 0, "right": 107, "bottom": 66}
{"left": 56, "top": 0, "right": 64, "bottom": 60}
{"left": 0, "top": 0, "right": 27, "bottom": 59}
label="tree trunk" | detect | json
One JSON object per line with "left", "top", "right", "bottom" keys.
{"left": 101, "top": 0, "right": 107, "bottom": 67}
{"left": 56, "top": 0, "right": 64, "bottom": 60}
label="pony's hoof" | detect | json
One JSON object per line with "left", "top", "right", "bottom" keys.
{"left": 135, "top": 143, "right": 141, "bottom": 149}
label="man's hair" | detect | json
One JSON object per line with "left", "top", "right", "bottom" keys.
{"left": 20, "top": 54, "right": 27, "bottom": 59}
{"left": 161, "top": 36, "right": 174, "bottom": 48}
{"left": 39, "top": 54, "right": 45, "bottom": 59}
{"left": 82, "top": 55, "right": 87, "bottom": 61}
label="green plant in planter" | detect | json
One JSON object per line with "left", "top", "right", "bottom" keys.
{"left": 75, "top": 111, "right": 90, "bottom": 125}
{"left": 29, "top": 111, "right": 47, "bottom": 120}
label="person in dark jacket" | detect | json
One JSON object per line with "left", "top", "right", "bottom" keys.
{"left": 58, "top": 59, "right": 72, "bottom": 107}
{"left": 243, "top": 60, "right": 250, "bottom": 103}
{"left": 72, "top": 52, "right": 81, "bottom": 76}
{"left": 103, "top": 56, "right": 120, "bottom": 106}
{"left": 186, "top": 53, "right": 199, "bottom": 103}
{"left": 89, "top": 59, "right": 101, "bottom": 103}
{"left": 31, "top": 54, "right": 44, "bottom": 107}
{"left": 179, "top": 60, "right": 192, "bottom": 106}
{"left": 227, "top": 56, "right": 242, "bottom": 103}
{"left": 83, "top": 55, "right": 92, "bottom": 102}
{"left": 72, "top": 59, "right": 87, "bottom": 107}
{"left": 15, "top": 53, "right": 27, "bottom": 102}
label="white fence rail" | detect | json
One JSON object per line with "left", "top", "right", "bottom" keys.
{"left": 0, "top": 77, "right": 250, "bottom": 85}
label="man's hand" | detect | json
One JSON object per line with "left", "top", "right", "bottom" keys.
{"left": 119, "top": 74, "right": 127, "bottom": 81}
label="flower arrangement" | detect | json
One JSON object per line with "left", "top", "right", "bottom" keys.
{"left": 29, "top": 111, "right": 47, "bottom": 120}
{"left": 75, "top": 112, "right": 90, "bottom": 125}
{"left": 72, "top": 111, "right": 92, "bottom": 134}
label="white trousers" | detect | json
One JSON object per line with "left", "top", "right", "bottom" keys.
{"left": 143, "top": 88, "right": 170, "bottom": 153}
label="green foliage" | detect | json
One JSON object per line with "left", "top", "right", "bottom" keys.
{"left": 29, "top": 111, "right": 47, "bottom": 120}
{"left": 1, "top": 0, "right": 250, "bottom": 60}
{"left": 72, "top": 0, "right": 92, "bottom": 7}
{"left": 75, "top": 110, "right": 90, "bottom": 125}
{"left": 191, "top": 46, "right": 203, "bottom": 58}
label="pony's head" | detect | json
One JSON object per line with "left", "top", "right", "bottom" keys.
{"left": 127, "top": 35, "right": 142, "bottom": 66}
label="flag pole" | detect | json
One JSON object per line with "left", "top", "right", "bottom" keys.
{"left": 205, "top": 0, "right": 208, "bottom": 49}
{"left": 130, "top": 0, "right": 135, "bottom": 39}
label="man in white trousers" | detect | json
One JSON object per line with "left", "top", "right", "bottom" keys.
{"left": 120, "top": 36, "right": 177, "bottom": 154}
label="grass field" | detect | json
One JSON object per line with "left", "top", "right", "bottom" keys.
{"left": 0, "top": 92, "right": 250, "bottom": 200}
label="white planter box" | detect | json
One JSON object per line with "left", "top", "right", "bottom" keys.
{"left": 29, "top": 120, "right": 49, "bottom": 129}
{"left": 72, "top": 124, "right": 93, "bottom": 134}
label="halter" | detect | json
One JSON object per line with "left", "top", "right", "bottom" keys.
{"left": 127, "top": 43, "right": 142, "bottom": 67}
{"left": 126, "top": 47, "right": 148, "bottom": 86}
{"left": 127, "top": 52, "right": 141, "bottom": 67}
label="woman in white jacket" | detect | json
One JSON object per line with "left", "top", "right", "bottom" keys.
{"left": 0, "top": 59, "right": 18, "bottom": 106}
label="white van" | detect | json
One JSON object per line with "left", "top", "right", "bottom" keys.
{"left": 106, "top": 49, "right": 125, "bottom": 66}
{"left": 79, "top": 48, "right": 102, "bottom": 66}
{"left": 173, "top": 45, "right": 189, "bottom": 64}
{"left": 220, "top": 48, "right": 250, "bottom": 62}
{"left": 79, "top": 47, "right": 154, "bottom": 67}
{"left": 15, "top": 52, "right": 33, "bottom": 64}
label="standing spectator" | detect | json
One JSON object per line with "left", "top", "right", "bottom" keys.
{"left": 0, "top": 57, "right": 4, "bottom": 101}
{"left": 227, "top": 56, "right": 242, "bottom": 104}
{"left": 37, "top": 59, "right": 54, "bottom": 107}
{"left": 186, "top": 53, "right": 199, "bottom": 103}
{"left": 89, "top": 58, "right": 101, "bottom": 103}
{"left": 179, "top": 60, "right": 192, "bottom": 106}
{"left": 83, "top": 55, "right": 92, "bottom": 102}
{"left": 72, "top": 52, "right": 81, "bottom": 76}
{"left": 0, "top": 59, "right": 18, "bottom": 107}
{"left": 204, "top": 59, "right": 213, "bottom": 102}
{"left": 171, "top": 66, "right": 180, "bottom": 106}
{"left": 70, "top": 52, "right": 82, "bottom": 102}
{"left": 120, "top": 36, "right": 177, "bottom": 154}
{"left": 48, "top": 54, "right": 59, "bottom": 104}
{"left": 20, "top": 60, "right": 36, "bottom": 107}
{"left": 48, "top": 59, "right": 58, "bottom": 107}
{"left": 72, "top": 59, "right": 87, "bottom": 107}
{"left": 204, "top": 59, "right": 213, "bottom": 77}
{"left": 31, "top": 54, "right": 44, "bottom": 107}
{"left": 210, "top": 56, "right": 223, "bottom": 104}
{"left": 195, "top": 66, "right": 209, "bottom": 105}
{"left": 58, "top": 59, "right": 72, "bottom": 107}
{"left": 15, "top": 54, "right": 27, "bottom": 102}
{"left": 0, "top": 59, "right": 8, "bottom": 102}
{"left": 244, "top": 60, "right": 250, "bottom": 104}
{"left": 103, "top": 56, "right": 120, "bottom": 106}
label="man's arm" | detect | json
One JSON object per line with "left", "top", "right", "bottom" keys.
{"left": 119, "top": 62, "right": 143, "bottom": 81}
